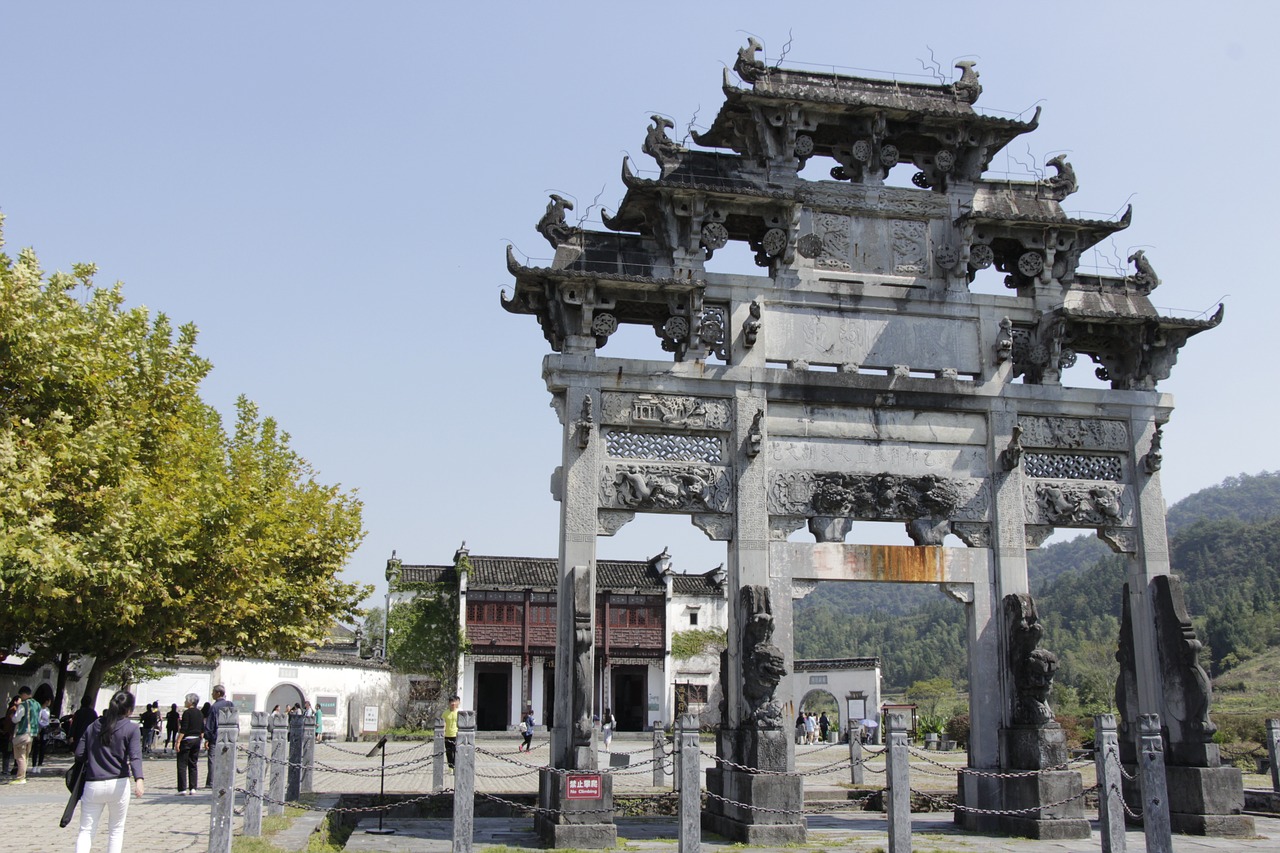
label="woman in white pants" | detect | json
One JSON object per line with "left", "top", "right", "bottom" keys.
{"left": 73, "top": 691, "right": 144, "bottom": 853}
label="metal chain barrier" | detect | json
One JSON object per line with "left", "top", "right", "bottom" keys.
{"left": 475, "top": 790, "right": 617, "bottom": 818}
{"left": 703, "top": 788, "right": 803, "bottom": 816}
{"left": 914, "top": 784, "right": 1095, "bottom": 816}
{"left": 239, "top": 741, "right": 444, "bottom": 775}
{"left": 317, "top": 739, "right": 436, "bottom": 757}
{"left": 908, "top": 746, "right": 1073, "bottom": 780}
{"left": 1112, "top": 782, "right": 1143, "bottom": 820}
{"left": 237, "top": 786, "right": 455, "bottom": 815}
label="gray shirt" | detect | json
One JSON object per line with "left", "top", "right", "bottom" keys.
{"left": 74, "top": 718, "right": 143, "bottom": 782}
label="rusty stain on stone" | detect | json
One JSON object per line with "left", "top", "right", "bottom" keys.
{"left": 864, "top": 545, "right": 946, "bottom": 582}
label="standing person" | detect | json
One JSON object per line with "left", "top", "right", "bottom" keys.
{"left": 70, "top": 698, "right": 99, "bottom": 751}
{"left": 443, "top": 695, "right": 460, "bottom": 770}
{"left": 818, "top": 712, "right": 830, "bottom": 743}
{"left": 10, "top": 686, "right": 39, "bottom": 784}
{"left": 73, "top": 690, "right": 144, "bottom": 853}
{"left": 203, "top": 685, "right": 234, "bottom": 789}
{"left": 164, "top": 703, "right": 180, "bottom": 752}
{"left": 1, "top": 696, "right": 17, "bottom": 776}
{"left": 176, "top": 693, "right": 203, "bottom": 795}
{"left": 601, "top": 707, "right": 614, "bottom": 751}
{"left": 804, "top": 712, "right": 817, "bottom": 745}
{"left": 139, "top": 703, "right": 158, "bottom": 756}
{"left": 30, "top": 684, "right": 53, "bottom": 767}
{"left": 314, "top": 702, "right": 323, "bottom": 742}
{"left": 519, "top": 708, "right": 534, "bottom": 752}
{"left": 795, "top": 712, "right": 805, "bottom": 745}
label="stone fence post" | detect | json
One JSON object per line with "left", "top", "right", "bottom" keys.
{"left": 884, "top": 717, "right": 910, "bottom": 853}
{"left": 653, "top": 726, "right": 666, "bottom": 787}
{"left": 208, "top": 707, "right": 239, "bottom": 853}
{"left": 244, "top": 711, "right": 268, "bottom": 837}
{"left": 849, "top": 727, "right": 864, "bottom": 785}
{"left": 678, "top": 714, "right": 700, "bottom": 853}
{"left": 268, "top": 712, "right": 287, "bottom": 817}
{"left": 453, "top": 710, "right": 476, "bottom": 853}
{"left": 301, "top": 710, "right": 316, "bottom": 794}
{"left": 433, "top": 717, "right": 446, "bottom": 791}
{"left": 673, "top": 719, "right": 682, "bottom": 793}
{"left": 1094, "top": 714, "right": 1125, "bottom": 853}
{"left": 1267, "top": 718, "right": 1279, "bottom": 793}
{"left": 1138, "top": 714, "right": 1172, "bottom": 853}
{"left": 286, "top": 713, "right": 303, "bottom": 802}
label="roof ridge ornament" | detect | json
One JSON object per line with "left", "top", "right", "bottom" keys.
{"left": 642, "top": 115, "right": 685, "bottom": 177}
{"left": 734, "top": 37, "right": 768, "bottom": 84}
{"left": 535, "top": 193, "right": 580, "bottom": 249}
{"left": 953, "top": 60, "right": 982, "bottom": 104}
{"left": 1127, "top": 249, "right": 1160, "bottom": 294}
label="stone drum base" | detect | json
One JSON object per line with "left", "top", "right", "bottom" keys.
{"left": 1121, "top": 764, "right": 1256, "bottom": 837}
{"left": 535, "top": 768, "right": 617, "bottom": 849}
{"left": 703, "top": 768, "right": 805, "bottom": 845}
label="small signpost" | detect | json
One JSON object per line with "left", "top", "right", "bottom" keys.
{"left": 566, "top": 774, "right": 602, "bottom": 800}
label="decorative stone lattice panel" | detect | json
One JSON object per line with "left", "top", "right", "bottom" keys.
{"left": 1024, "top": 453, "right": 1124, "bottom": 482}
{"left": 600, "top": 393, "right": 731, "bottom": 430}
{"left": 604, "top": 430, "right": 722, "bottom": 463}
{"left": 601, "top": 463, "right": 731, "bottom": 513}
{"left": 1024, "top": 480, "right": 1134, "bottom": 527}
{"left": 767, "top": 471, "right": 989, "bottom": 521}
{"left": 1017, "top": 416, "right": 1129, "bottom": 451}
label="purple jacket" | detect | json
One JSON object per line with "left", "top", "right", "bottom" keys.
{"left": 74, "top": 718, "right": 143, "bottom": 782}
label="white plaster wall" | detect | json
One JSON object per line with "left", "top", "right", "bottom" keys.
{"left": 113, "top": 658, "right": 393, "bottom": 740}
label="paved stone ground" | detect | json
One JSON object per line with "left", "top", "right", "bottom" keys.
{"left": 0, "top": 736, "right": 1273, "bottom": 852}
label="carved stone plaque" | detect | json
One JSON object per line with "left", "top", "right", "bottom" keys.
{"left": 600, "top": 393, "right": 731, "bottom": 430}
{"left": 1017, "top": 417, "right": 1129, "bottom": 451}
{"left": 766, "top": 309, "right": 981, "bottom": 374}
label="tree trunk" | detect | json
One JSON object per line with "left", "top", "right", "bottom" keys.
{"left": 53, "top": 651, "right": 71, "bottom": 716}
{"left": 79, "top": 651, "right": 132, "bottom": 710}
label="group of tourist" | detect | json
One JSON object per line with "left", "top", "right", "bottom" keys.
{"left": 1, "top": 684, "right": 55, "bottom": 784}
{"left": 0, "top": 681, "right": 328, "bottom": 853}
{"left": 795, "top": 710, "right": 831, "bottom": 744}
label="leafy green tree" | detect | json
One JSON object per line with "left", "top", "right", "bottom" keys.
{"left": 386, "top": 584, "right": 466, "bottom": 698}
{"left": 361, "top": 606, "right": 386, "bottom": 656}
{"left": 0, "top": 220, "right": 369, "bottom": 699}
{"left": 906, "top": 676, "right": 956, "bottom": 717}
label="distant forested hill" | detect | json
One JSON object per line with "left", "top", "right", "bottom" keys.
{"left": 794, "top": 472, "right": 1280, "bottom": 697}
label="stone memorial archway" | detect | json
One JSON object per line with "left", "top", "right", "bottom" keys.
{"left": 504, "top": 42, "right": 1241, "bottom": 845}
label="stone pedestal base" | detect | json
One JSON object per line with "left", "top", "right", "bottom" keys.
{"left": 954, "top": 728, "right": 1088, "bottom": 839}
{"left": 955, "top": 769, "right": 1089, "bottom": 838}
{"left": 535, "top": 768, "right": 616, "bottom": 849}
{"left": 1122, "top": 764, "right": 1254, "bottom": 837}
{"left": 703, "top": 768, "right": 805, "bottom": 845}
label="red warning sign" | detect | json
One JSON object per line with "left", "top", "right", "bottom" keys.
{"left": 566, "top": 773, "right": 602, "bottom": 799}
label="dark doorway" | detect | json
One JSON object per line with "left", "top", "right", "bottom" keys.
{"left": 475, "top": 664, "right": 511, "bottom": 731}
{"left": 542, "top": 665, "right": 555, "bottom": 728}
{"left": 611, "top": 665, "right": 647, "bottom": 731}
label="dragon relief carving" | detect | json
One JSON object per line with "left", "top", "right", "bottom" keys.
{"left": 1005, "top": 593, "right": 1059, "bottom": 727}
{"left": 604, "top": 463, "right": 730, "bottom": 513}
{"left": 1029, "top": 481, "right": 1128, "bottom": 527}
{"left": 769, "top": 472, "right": 988, "bottom": 525}
{"left": 740, "top": 585, "right": 786, "bottom": 729}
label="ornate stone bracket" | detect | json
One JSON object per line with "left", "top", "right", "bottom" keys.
{"left": 746, "top": 409, "right": 764, "bottom": 458}
{"left": 1024, "top": 525, "right": 1055, "bottom": 549}
{"left": 692, "top": 513, "right": 734, "bottom": 542}
{"left": 1144, "top": 424, "right": 1164, "bottom": 475}
{"left": 576, "top": 395, "right": 594, "bottom": 449}
{"left": 1000, "top": 425, "right": 1024, "bottom": 471}
{"left": 942, "top": 582, "right": 975, "bottom": 604}
{"left": 743, "top": 300, "right": 761, "bottom": 348}
{"left": 1097, "top": 527, "right": 1136, "bottom": 554}
{"left": 951, "top": 522, "right": 991, "bottom": 548}
{"left": 791, "top": 580, "right": 818, "bottom": 600}
{"left": 597, "top": 510, "right": 634, "bottom": 537}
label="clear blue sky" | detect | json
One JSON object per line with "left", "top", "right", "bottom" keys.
{"left": 2, "top": 2, "right": 1275, "bottom": 605}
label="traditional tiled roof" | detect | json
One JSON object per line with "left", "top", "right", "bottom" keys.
{"left": 398, "top": 555, "right": 724, "bottom": 596}
{"left": 794, "top": 657, "right": 880, "bottom": 671}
